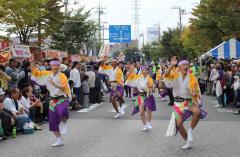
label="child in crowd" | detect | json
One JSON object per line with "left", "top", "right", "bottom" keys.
{"left": 82, "top": 75, "right": 90, "bottom": 108}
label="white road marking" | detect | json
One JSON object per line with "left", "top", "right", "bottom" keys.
{"left": 216, "top": 108, "right": 234, "bottom": 113}
{"left": 77, "top": 103, "right": 103, "bottom": 113}
{"left": 108, "top": 104, "right": 129, "bottom": 112}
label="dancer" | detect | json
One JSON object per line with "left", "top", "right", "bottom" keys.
{"left": 31, "top": 58, "right": 71, "bottom": 147}
{"left": 156, "top": 64, "right": 168, "bottom": 101}
{"left": 125, "top": 65, "right": 156, "bottom": 131}
{"left": 164, "top": 56, "right": 207, "bottom": 150}
{"left": 99, "top": 57, "right": 125, "bottom": 118}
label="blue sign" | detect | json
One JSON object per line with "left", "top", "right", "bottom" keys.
{"left": 109, "top": 25, "right": 131, "bottom": 43}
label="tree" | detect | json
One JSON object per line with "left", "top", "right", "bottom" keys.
{"left": 51, "top": 7, "right": 98, "bottom": 54}
{"left": 187, "top": 0, "right": 240, "bottom": 55}
{"left": 181, "top": 26, "right": 213, "bottom": 58}
{"left": 0, "top": 0, "right": 63, "bottom": 46}
{"left": 36, "top": 0, "right": 64, "bottom": 48}
{"left": 160, "top": 27, "right": 186, "bottom": 58}
{"left": 124, "top": 46, "right": 140, "bottom": 62}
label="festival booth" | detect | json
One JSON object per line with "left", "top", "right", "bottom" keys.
{"left": 199, "top": 38, "right": 240, "bottom": 94}
{"left": 200, "top": 38, "right": 240, "bottom": 59}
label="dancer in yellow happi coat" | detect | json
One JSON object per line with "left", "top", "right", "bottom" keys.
{"left": 99, "top": 57, "right": 125, "bottom": 118}
{"left": 164, "top": 56, "right": 207, "bottom": 150}
{"left": 125, "top": 65, "right": 156, "bottom": 131}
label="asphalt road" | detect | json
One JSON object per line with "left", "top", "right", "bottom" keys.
{"left": 1, "top": 94, "right": 240, "bottom": 157}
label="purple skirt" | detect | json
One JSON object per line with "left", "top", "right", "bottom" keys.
{"left": 110, "top": 86, "right": 124, "bottom": 98}
{"left": 144, "top": 95, "right": 157, "bottom": 112}
{"left": 159, "top": 89, "right": 168, "bottom": 97}
{"left": 48, "top": 99, "right": 69, "bottom": 132}
{"left": 132, "top": 94, "right": 157, "bottom": 115}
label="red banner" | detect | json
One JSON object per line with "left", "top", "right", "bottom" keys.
{"left": 0, "top": 41, "right": 9, "bottom": 50}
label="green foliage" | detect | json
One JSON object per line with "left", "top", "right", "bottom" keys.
{"left": 51, "top": 7, "right": 97, "bottom": 54}
{"left": 184, "top": 0, "right": 240, "bottom": 56}
{"left": 123, "top": 46, "right": 140, "bottom": 62}
{"left": 0, "top": 0, "right": 63, "bottom": 45}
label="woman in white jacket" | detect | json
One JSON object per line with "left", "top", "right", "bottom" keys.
{"left": 211, "top": 64, "right": 223, "bottom": 108}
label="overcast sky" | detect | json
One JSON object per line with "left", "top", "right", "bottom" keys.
{"left": 3, "top": 0, "right": 200, "bottom": 42}
{"left": 69, "top": 0, "right": 200, "bottom": 34}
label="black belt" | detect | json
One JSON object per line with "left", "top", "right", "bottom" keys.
{"left": 174, "top": 97, "right": 191, "bottom": 102}
{"left": 50, "top": 95, "right": 65, "bottom": 100}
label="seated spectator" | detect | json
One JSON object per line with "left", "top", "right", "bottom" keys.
{"left": 3, "top": 88, "right": 31, "bottom": 131}
{"left": 19, "top": 87, "right": 43, "bottom": 124}
{"left": 0, "top": 88, "right": 15, "bottom": 139}
{"left": 0, "top": 64, "right": 11, "bottom": 92}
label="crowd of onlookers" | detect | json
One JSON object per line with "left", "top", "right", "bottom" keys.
{"left": 192, "top": 59, "right": 240, "bottom": 114}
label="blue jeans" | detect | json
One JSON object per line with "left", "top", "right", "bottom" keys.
{"left": 16, "top": 114, "right": 31, "bottom": 130}
{"left": 217, "top": 95, "right": 223, "bottom": 106}
{"left": 73, "top": 87, "right": 81, "bottom": 104}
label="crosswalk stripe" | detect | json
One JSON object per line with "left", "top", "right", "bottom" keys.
{"left": 77, "top": 103, "right": 103, "bottom": 113}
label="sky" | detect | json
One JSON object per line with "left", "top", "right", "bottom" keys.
{"left": 68, "top": 0, "right": 200, "bottom": 39}
{"left": 2, "top": 0, "right": 200, "bottom": 43}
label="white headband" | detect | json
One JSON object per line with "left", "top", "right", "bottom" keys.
{"left": 178, "top": 60, "right": 189, "bottom": 66}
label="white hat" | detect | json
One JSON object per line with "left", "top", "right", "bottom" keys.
{"left": 0, "top": 88, "right": 5, "bottom": 95}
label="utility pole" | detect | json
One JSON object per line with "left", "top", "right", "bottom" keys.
{"left": 132, "top": 0, "right": 140, "bottom": 43}
{"left": 172, "top": 6, "right": 186, "bottom": 33}
{"left": 96, "top": 3, "right": 106, "bottom": 48}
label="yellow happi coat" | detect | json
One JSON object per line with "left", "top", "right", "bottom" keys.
{"left": 125, "top": 71, "right": 154, "bottom": 94}
{"left": 31, "top": 67, "right": 71, "bottom": 98}
{"left": 98, "top": 64, "right": 124, "bottom": 87}
{"left": 163, "top": 67, "right": 201, "bottom": 103}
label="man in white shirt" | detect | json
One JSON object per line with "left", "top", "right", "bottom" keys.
{"left": 85, "top": 65, "right": 96, "bottom": 104}
{"left": 3, "top": 88, "right": 30, "bottom": 131}
{"left": 69, "top": 61, "right": 81, "bottom": 107}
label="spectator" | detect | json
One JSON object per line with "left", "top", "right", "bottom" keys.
{"left": 3, "top": 88, "right": 31, "bottom": 131}
{"left": 82, "top": 75, "right": 90, "bottom": 108}
{"left": 0, "top": 64, "right": 11, "bottom": 92}
{"left": 69, "top": 61, "right": 81, "bottom": 109}
{"left": 94, "top": 65, "right": 103, "bottom": 104}
{"left": 37, "top": 60, "right": 46, "bottom": 71}
{"left": 212, "top": 64, "right": 224, "bottom": 108}
{"left": 209, "top": 64, "right": 218, "bottom": 95}
{"left": 44, "top": 60, "right": 50, "bottom": 70}
{"left": 85, "top": 65, "right": 96, "bottom": 104}
{"left": 62, "top": 57, "right": 71, "bottom": 78}
{"left": 39, "top": 88, "right": 49, "bottom": 122}
{"left": 18, "top": 60, "right": 31, "bottom": 89}
{"left": 0, "top": 88, "right": 15, "bottom": 139}
{"left": 19, "top": 87, "right": 43, "bottom": 123}
{"left": 68, "top": 80, "right": 78, "bottom": 110}
{"left": 5, "top": 58, "right": 21, "bottom": 90}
